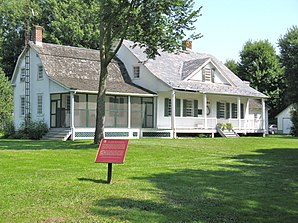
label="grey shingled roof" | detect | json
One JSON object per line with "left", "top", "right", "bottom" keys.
{"left": 122, "top": 40, "right": 267, "bottom": 98}
{"left": 30, "top": 42, "right": 154, "bottom": 95}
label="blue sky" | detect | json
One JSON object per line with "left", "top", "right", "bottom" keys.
{"left": 191, "top": 0, "right": 298, "bottom": 62}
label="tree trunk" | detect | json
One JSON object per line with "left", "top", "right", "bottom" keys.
{"left": 94, "top": 61, "right": 108, "bottom": 144}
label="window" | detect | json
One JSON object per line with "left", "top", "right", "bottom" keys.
{"left": 164, "top": 98, "right": 181, "bottom": 117}
{"left": 232, "top": 103, "right": 237, "bottom": 118}
{"left": 183, "top": 99, "right": 198, "bottom": 117}
{"left": 133, "top": 66, "right": 140, "bottom": 78}
{"left": 202, "top": 68, "right": 215, "bottom": 83}
{"left": 217, "top": 102, "right": 225, "bottom": 118}
{"left": 37, "top": 95, "right": 43, "bottom": 115}
{"left": 37, "top": 65, "right": 43, "bottom": 80}
{"left": 20, "top": 96, "right": 25, "bottom": 116}
{"left": 20, "top": 68, "right": 25, "bottom": 82}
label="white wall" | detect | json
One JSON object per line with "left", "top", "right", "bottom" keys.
{"left": 12, "top": 47, "right": 68, "bottom": 129}
{"left": 276, "top": 105, "right": 293, "bottom": 134}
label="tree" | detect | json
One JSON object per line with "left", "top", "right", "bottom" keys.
{"left": 225, "top": 59, "right": 239, "bottom": 75}
{"left": 237, "top": 40, "right": 286, "bottom": 118}
{"left": 0, "top": 67, "right": 13, "bottom": 127}
{"left": 0, "top": 0, "right": 101, "bottom": 78}
{"left": 279, "top": 26, "right": 298, "bottom": 136}
{"left": 93, "top": 0, "right": 202, "bottom": 143}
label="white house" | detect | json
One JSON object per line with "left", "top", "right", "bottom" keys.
{"left": 275, "top": 104, "right": 294, "bottom": 134}
{"left": 11, "top": 26, "right": 268, "bottom": 140}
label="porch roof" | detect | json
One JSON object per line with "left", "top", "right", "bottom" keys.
{"left": 30, "top": 42, "right": 155, "bottom": 96}
{"left": 122, "top": 40, "right": 268, "bottom": 98}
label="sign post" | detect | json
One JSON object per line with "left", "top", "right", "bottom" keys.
{"left": 95, "top": 139, "right": 128, "bottom": 184}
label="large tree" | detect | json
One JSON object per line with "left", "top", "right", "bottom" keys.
{"left": 225, "top": 59, "right": 239, "bottom": 75}
{"left": 279, "top": 26, "right": 298, "bottom": 136}
{"left": 94, "top": 0, "right": 202, "bottom": 143}
{"left": 237, "top": 40, "right": 286, "bottom": 118}
{"left": 0, "top": 67, "right": 13, "bottom": 127}
{"left": 0, "top": 0, "right": 101, "bottom": 78}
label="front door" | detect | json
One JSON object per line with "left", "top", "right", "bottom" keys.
{"left": 143, "top": 100, "right": 154, "bottom": 128}
{"left": 50, "top": 100, "right": 59, "bottom": 128}
{"left": 50, "top": 94, "right": 70, "bottom": 128}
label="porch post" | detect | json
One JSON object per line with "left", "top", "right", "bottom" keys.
{"left": 245, "top": 99, "right": 250, "bottom": 133}
{"left": 203, "top": 93, "right": 207, "bottom": 129}
{"left": 262, "top": 98, "right": 266, "bottom": 137}
{"left": 128, "top": 96, "right": 131, "bottom": 129}
{"left": 171, "top": 90, "right": 176, "bottom": 138}
{"left": 237, "top": 96, "right": 241, "bottom": 130}
{"left": 70, "top": 92, "right": 75, "bottom": 140}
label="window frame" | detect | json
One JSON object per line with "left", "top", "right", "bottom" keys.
{"left": 37, "top": 64, "right": 44, "bottom": 80}
{"left": 20, "top": 96, "right": 25, "bottom": 116}
{"left": 133, "top": 66, "right": 140, "bottom": 79}
{"left": 37, "top": 94, "right": 43, "bottom": 115}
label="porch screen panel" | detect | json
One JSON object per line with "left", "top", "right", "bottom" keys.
{"left": 87, "top": 95, "right": 97, "bottom": 127}
{"left": 105, "top": 96, "right": 128, "bottom": 128}
{"left": 131, "top": 97, "right": 143, "bottom": 128}
{"left": 74, "top": 94, "right": 87, "bottom": 127}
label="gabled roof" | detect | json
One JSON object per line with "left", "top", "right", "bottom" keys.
{"left": 122, "top": 40, "right": 267, "bottom": 98}
{"left": 29, "top": 42, "right": 154, "bottom": 95}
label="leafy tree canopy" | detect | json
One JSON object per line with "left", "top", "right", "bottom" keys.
{"left": 225, "top": 59, "right": 239, "bottom": 75}
{"left": 0, "top": 67, "right": 13, "bottom": 125}
{"left": 237, "top": 40, "right": 286, "bottom": 118}
{"left": 278, "top": 25, "right": 298, "bottom": 104}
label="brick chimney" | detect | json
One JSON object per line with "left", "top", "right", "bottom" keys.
{"left": 32, "top": 25, "right": 43, "bottom": 46}
{"left": 182, "top": 40, "right": 192, "bottom": 50}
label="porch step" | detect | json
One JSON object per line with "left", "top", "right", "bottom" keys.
{"left": 43, "top": 128, "right": 72, "bottom": 141}
{"left": 217, "top": 127, "right": 240, "bottom": 138}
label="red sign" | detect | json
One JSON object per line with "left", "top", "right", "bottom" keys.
{"left": 95, "top": 139, "right": 128, "bottom": 163}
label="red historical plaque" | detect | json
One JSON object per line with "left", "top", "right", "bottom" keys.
{"left": 95, "top": 139, "right": 128, "bottom": 163}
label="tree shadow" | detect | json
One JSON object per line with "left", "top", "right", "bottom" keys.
{"left": 0, "top": 139, "right": 98, "bottom": 150}
{"left": 91, "top": 148, "right": 298, "bottom": 222}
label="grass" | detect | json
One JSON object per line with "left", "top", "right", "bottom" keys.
{"left": 0, "top": 136, "right": 297, "bottom": 223}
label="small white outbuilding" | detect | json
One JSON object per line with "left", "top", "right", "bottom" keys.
{"left": 275, "top": 104, "right": 294, "bottom": 134}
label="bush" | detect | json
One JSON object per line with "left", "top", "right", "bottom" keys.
{"left": 217, "top": 123, "right": 227, "bottom": 130}
{"left": 17, "top": 120, "right": 49, "bottom": 140}
{"left": 290, "top": 104, "right": 298, "bottom": 137}
{"left": 1, "top": 120, "right": 15, "bottom": 138}
{"left": 226, "top": 123, "right": 234, "bottom": 131}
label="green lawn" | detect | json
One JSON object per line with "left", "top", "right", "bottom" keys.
{"left": 0, "top": 136, "right": 297, "bottom": 223}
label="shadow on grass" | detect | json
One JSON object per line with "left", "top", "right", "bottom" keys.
{"left": 0, "top": 139, "right": 98, "bottom": 150}
{"left": 77, "top": 177, "right": 108, "bottom": 184}
{"left": 91, "top": 148, "right": 298, "bottom": 223}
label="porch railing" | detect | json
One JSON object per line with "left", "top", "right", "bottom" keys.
{"left": 173, "top": 117, "right": 264, "bottom": 131}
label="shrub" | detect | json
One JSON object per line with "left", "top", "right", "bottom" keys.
{"left": 17, "top": 120, "right": 48, "bottom": 140}
{"left": 217, "top": 123, "right": 227, "bottom": 130}
{"left": 1, "top": 120, "right": 15, "bottom": 138}
{"left": 226, "top": 123, "right": 234, "bottom": 131}
{"left": 290, "top": 104, "right": 298, "bottom": 137}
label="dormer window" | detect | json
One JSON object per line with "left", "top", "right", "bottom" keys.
{"left": 202, "top": 68, "right": 215, "bottom": 83}
{"left": 133, "top": 66, "right": 140, "bottom": 79}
